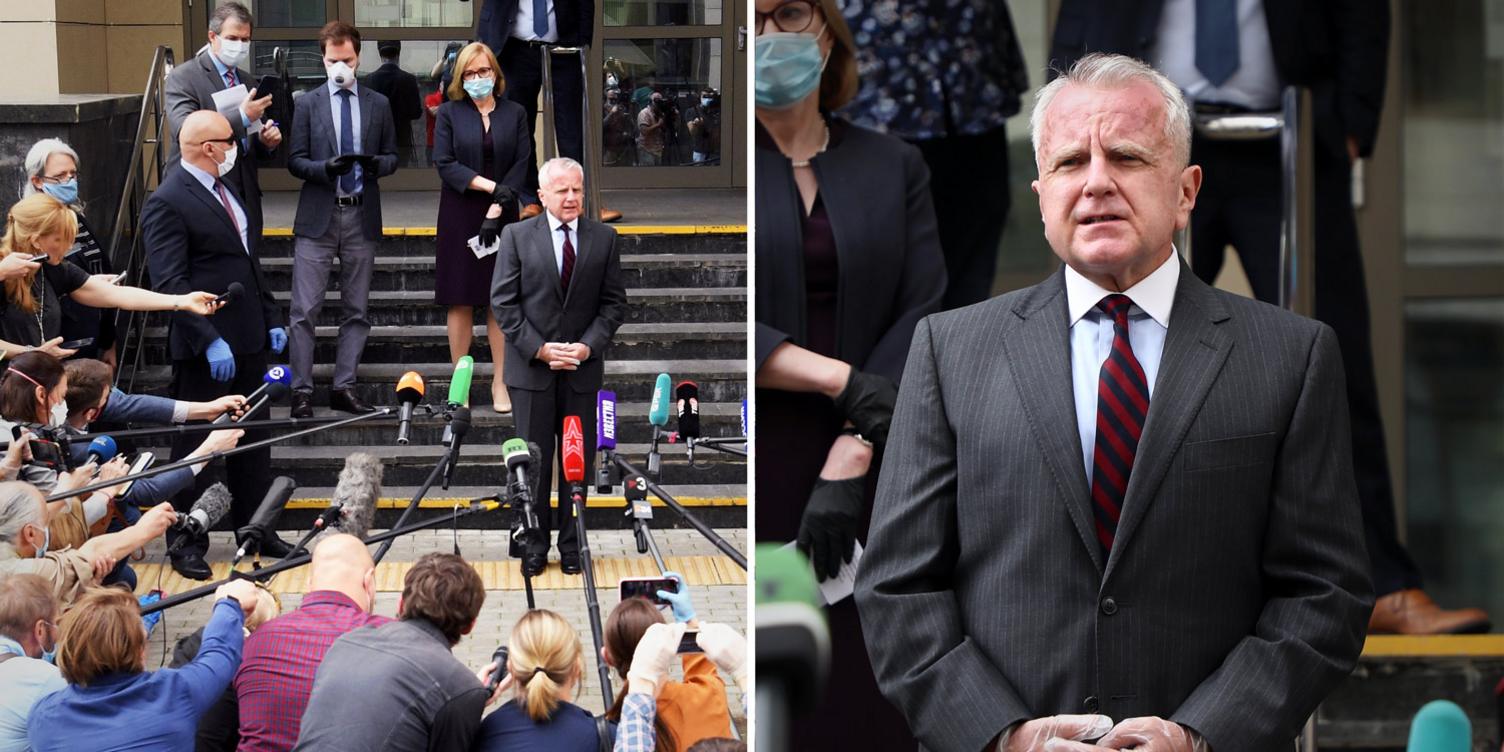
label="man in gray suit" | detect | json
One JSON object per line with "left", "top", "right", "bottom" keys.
{"left": 164, "top": 1, "right": 280, "bottom": 242}
{"left": 854, "top": 54, "right": 1373, "bottom": 752}
{"left": 285, "top": 20, "right": 400, "bottom": 417}
{"left": 491, "top": 157, "right": 626, "bottom": 577}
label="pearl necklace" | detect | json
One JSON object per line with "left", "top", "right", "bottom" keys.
{"left": 790, "top": 123, "right": 830, "bottom": 168}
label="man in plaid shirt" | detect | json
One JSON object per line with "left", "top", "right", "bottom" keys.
{"left": 234, "top": 534, "right": 388, "bottom": 751}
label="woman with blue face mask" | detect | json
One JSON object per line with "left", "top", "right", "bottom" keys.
{"left": 22, "top": 139, "right": 118, "bottom": 367}
{"left": 753, "top": 0, "right": 945, "bottom": 748}
{"left": 431, "top": 41, "right": 531, "bottom": 414}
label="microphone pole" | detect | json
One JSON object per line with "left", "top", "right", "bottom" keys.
{"left": 562, "top": 416, "right": 612, "bottom": 711}
{"left": 44, "top": 408, "right": 395, "bottom": 502}
{"left": 22, "top": 413, "right": 398, "bottom": 450}
{"left": 371, "top": 449, "right": 451, "bottom": 565}
{"left": 610, "top": 453, "right": 746, "bottom": 569}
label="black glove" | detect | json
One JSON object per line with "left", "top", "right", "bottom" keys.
{"left": 478, "top": 215, "right": 502, "bottom": 247}
{"left": 324, "top": 154, "right": 358, "bottom": 177}
{"left": 796, "top": 477, "right": 865, "bottom": 581}
{"left": 491, "top": 184, "right": 517, "bottom": 207}
{"left": 832, "top": 369, "right": 897, "bottom": 447}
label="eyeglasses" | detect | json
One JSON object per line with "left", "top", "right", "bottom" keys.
{"left": 195, "top": 137, "right": 235, "bottom": 146}
{"left": 38, "top": 172, "right": 77, "bottom": 184}
{"left": 461, "top": 67, "right": 494, "bottom": 82}
{"left": 756, "top": 0, "right": 821, "bottom": 34}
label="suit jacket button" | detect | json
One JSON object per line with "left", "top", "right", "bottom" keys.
{"left": 1083, "top": 695, "right": 1099, "bottom": 713}
{"left": 1100, "top": 597, "right": 1118, "bottom": 616}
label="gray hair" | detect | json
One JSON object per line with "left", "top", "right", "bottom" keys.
{"left": 538, "top": 157, "right": 584, "bottom": 190}
{"left": 20, "top": 139, "right": 80, "bottom": 204}
{"left": 0, "top": 482, "right": 44, "bottom": 545}
{"left": 209, "top": 1, "right": 253, "bottom": 34}
{"left": 1030, "top": 53, "right": 1192, "bottom": 170}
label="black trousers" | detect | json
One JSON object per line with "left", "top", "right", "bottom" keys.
{"left": 499, "top": 37, "right": 585, "bottom": 202}
{"left": 511, "top": 376, "right": 597, "bottom": 555}
{"left": 166, "top": 350, "right": 273, "bottom": 558}
{"left": 1189, "top": 132, "right": 1421, "bottom": 596}
{"left": 914, "top": 125, "right": 1012, "bottom": 310}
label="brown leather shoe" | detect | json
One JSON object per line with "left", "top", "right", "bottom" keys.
{"left": 520, "top": 204, "right": 543, "bottom": 219}
{"left": 598, "top": 208, "right": 623, "bottom": 223}
{"left": 328, "top": 388, "right": 376, "bottom": 415}
{"left": 1368, "top": 589, "right": 1491, "bottom": 635}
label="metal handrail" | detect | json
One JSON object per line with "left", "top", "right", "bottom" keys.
{"left": 539, "top": 44, "right": 604, "bottom": 220}
{"left": 107, "top": 45, "right": 175, "bottom": 390}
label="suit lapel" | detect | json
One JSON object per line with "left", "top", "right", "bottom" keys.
{"left": 358, "top": 87, "right": 376, "bottom": 152}
{"left": 1104, "top": 265, "right": 1233, "bottom": 580}
{"left": 535, "top": 216, "right": 564, "bottom": 303}
{"left": 563, "top": 219, "right": 589, "bottom": 306}
{"left": 180, "top": 168, "right": 241, "bottom": 241}
{"left": 1001, "top": 269, "right": 1103, "bottom": 572}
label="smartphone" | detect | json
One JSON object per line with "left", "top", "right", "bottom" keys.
{"left": 27, "top": 254, "right": 48, "bottom": 263}
{"left": 116, "top": 451, "right": 155, "bottom": 500}
{"left": 58, "top": 338, "right": 93, "bottom": 351}
{"left": 677, "top": 630, "right": 703, "bottom": 654}
{"left": 618, "top": 576, "right": 678, "bottom": 607}
{"left": 485, "top": 645, "right": 509, "bottom": 692}
{"left": 254, "top": 75, "right": 280, "bottom": 98}
{"left": 110, "top": 269, "right": 128, "bottom": 284}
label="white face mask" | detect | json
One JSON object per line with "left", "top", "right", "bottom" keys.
{"left": 48, "top": 401, "right": 67, "bottom": 428}
{"left": 217, "top": 38, "right": 249, "bottom": 69}
{"left": 216, "top": 144, "right": 238, "bottom": 177}
{"left": 326, "top": 61, "right": 356, "bottom": 90}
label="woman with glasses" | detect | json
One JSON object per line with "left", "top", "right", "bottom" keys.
{"left": 432, "top": 41, "right": 531, "bottom": 414}
{"left": 20, "top": 139, "right": 119, "bottom": 366}
{"left": 753, "top": 0, "right": 944, "bottom": 747}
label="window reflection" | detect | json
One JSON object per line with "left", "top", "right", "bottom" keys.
{"left": 242, "top": 0, "right": 326, "bottom": 27}
{"left": 354, "top": 0, "right": 474, "bottom": 28}
{"left": 602, "top": 39, "right": 722, "bottom": 167}
{"left": 602, "top": 0, "right": 722, "bottom": 26}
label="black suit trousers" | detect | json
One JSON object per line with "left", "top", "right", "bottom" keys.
{"left": 165, "top": 350, "right": 273, "bottom": 557}
{"left": 1189, "top": 133, "right": 1421, "bottom": 595}
{"left": 511, "top": 376, "right": 596, "bottom": 555}
{"left": 915, "top": 124, "right": 1011, "bottom": 309}
{"left": 499, "top": 38, "right": 584, "bottom": 201}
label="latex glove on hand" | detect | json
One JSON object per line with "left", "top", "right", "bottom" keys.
{"left": 655, "top": 571, "right": 697, "bottom": 624}
{"left": 268, "top": 327, "right": 287, "bottom": 354}
{"left": 1004, "top": 715, "right": 1115, "bottom": 752}
{"left": 324, "top": 154, "right": 358, "bottom": 177}
{"left": 205, "top": 338, "right": 236, "bottom": 382}
{"left": 695, "top": 623, "right": 747, "bottom": 689}
{"left": 796, "top": 476, "right": 864, "bottom": 581}
{"left": 832, "top": 368, "right": 897, "bottom": 446}
{"left": 626, "top": 622, "right": 686, "bottom": 697}
{"left": 478, "top": 215, "right": 502, "bottom": 247}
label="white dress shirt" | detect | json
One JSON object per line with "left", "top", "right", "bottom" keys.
{"left": 512, "top": 0, "right": 559, "bottom": 43}
{"left": 1152, "top": 0, "right": 1282, "bottom": 110}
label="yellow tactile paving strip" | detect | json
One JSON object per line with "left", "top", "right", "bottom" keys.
{"left": 283, "top": 495, "right": 745, "bottom": 510}
{"left": 262, "top": 225, "right": 747, "bottom": 237}
{"left": 132, "top": 554, "right": 745, "bottom": 598}
{"left": 1361, "top": 635, "right": 1504, "bottom": 657}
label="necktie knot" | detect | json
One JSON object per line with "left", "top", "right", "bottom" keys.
{"left": 1096, "top": 294, "right": 1134, "bottom": 325}
{"left": 336, "top": 88, "right": 352, "bottom": 99}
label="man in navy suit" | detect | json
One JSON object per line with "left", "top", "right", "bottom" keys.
{"left": 286, "top": 21, "right": 400, "bottom": 418}
{"left": 142, "top": 110, "right": 290, "bottom": 581}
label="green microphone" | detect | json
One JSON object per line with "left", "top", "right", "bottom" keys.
{"left": 755, "top": 543, "right": 829, "bottom": 744}
{"left": 448, "top": 355, "right": 474, "bottom": 408}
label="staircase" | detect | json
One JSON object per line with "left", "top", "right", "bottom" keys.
{"left": 122, "top": 220, "right": 748, "bottom": 531}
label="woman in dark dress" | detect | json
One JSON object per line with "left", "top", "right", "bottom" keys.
{"left": 754, "top": 0, "right": 946, "bottom": 747}
{"left": 433, "top": 41, "right": 530, "bottom": 413}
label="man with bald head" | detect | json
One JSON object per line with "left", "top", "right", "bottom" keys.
{"left": 235, "top": 534, "right": 388, "bottom": 751}
{"left": 856, "top": 54, "right": 1371, "bottom": 752}
{"left": 143, "top": 109, "right": 290, "bottom": 582}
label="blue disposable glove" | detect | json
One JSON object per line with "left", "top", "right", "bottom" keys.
{"left": 206, "top": 338, "right": 235, "bottom": 382}
{"left": 655, "top": 571, "right": 696, "bottom": 624}
{"left": 268, "top": 327, "right": 287, "bottom": 354}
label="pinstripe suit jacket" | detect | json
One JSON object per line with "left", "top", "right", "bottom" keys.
{"left": 854, "top": 262, "right": 1373, "bottom": 752}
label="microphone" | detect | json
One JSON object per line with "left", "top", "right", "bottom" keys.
{"left": 648, "top": 373, "right": 672, "bottom": 428}
{"left": 85, "top": 435, "right": 117, "bottom": 465}
{"left": 754, "top": 543, "right": 831, "bottom": 748}
{"left": 214, "top": 366, "right": 292, "bottom": 424}
{"left": 447, "top": 356, "right": 474, "bottom": 408}
{"left": 395, "top": 371, "right": 425, "bottom": 445}
{"left": 1406, "top": 700, "right": 1471, "bottom": 751}
{"left": 675, "top": 381, "right": 700, "bottom": 440}
{"left": 741, "top": 399, "right": 747, "bottom": 437}
{"left": 502, "top": 438, "right": 543, "bottom": 556}
{"left": 167, "top": 482, "right": 233, "bottom": 552}
{"left": 213, "top": 281, "right": 244, "bottom": 306}
{"left": 232, "top": 476, "right": 297, "bottom": 564}
{"left": 237, "top": 381, "right": 290, "bottom": 423}
{"left": 311, "top": 452, "right": 381, "bottom": 545}
{"left": 562, "top": 416, "right": 585, "bottom": 485}
{"left": 440, "top": 406, "right": 471, "bottom": 490}
{"left": 595, "top": 390, "right": 617, "bottom": 493}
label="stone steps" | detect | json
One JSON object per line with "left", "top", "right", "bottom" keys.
{"left": 257, "top": 253, "right": 748, "bottom": 290}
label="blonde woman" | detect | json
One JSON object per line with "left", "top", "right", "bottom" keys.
{"left": 0, "top": 193, "right": 220, "bottom": 360}
{"left": 473, "top": 608, "right": 603, "bottom": 751}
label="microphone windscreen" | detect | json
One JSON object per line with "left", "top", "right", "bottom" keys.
{"left": 448, "top": 405, "right": 472, "bottom": 438}
{"left": 675, "top": 380, "right": 700, "bottom": 439}
{"left": 447, "top": 356, "right": 474, "bottom": 406}
{"left": 192, "top": 482, "right": 235, "bottom": 529}
{"left": 525, "top": 441, "right": 542, "bottom": 501}
{"left": 325, "top": 452, "right": 381, "bottom": 541}
{"left": 220, "top": 281, "right": 244, "bottom": 303}
{"left": 648, "top": 373, "right": 672, "bottom": 427}
{"left": 562, "top": 416, "right": 585, "bottom": 483}
{"left": 264, "top": 364, "right": 291, "bottom": 385}
{"left": 396, "top": 371, "right": 425, "bottom": 400}
{"left": 1406, "top": 700, "right": 1471, "bottom": 752}
{"left": 88, "top": 435, "right": 117, "bottom": 462}
{"left": 595, "top": 390, "right": 617, "bottom": 451}
{"left": 245, "top": 476, "right": 296, "bottom": 532}
{"left": 263, "top": 381, "right": 291, "bottom": 402}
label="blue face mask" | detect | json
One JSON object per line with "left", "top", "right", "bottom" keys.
{"left": 31, "top": 523, "right": 48, "bottom": 559}
{"left": 755, "top": 31, "right": 828, "bottom": 109}
{"left": 463, "top": 77, "right": 494, "bottom": 100}
{"left": 701, "top": 97, "right": 714, "bottom": 108}
{"left": 41, "top": 179, "right": 78, "bottom": 206}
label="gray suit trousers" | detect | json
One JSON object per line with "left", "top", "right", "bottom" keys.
{"left": 289, "top": 203, "right": 375, "bottom": 392}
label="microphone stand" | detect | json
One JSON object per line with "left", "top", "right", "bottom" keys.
{"left": 45, "top": 409, "right": 395, "bottom": 502}
{"left": 372, "top": 449, "right": 451, "bottom": 565}
{"left": 567, "top": 479, "right": 614, "bottom": 711}
{"left": 611, "top": 453, "right": 746, "bottom": 570}
{"left": 686, "top": 436, "right": 747, "bottom": 457}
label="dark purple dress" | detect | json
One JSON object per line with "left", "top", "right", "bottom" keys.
{"left": 435, "top": 126, "right": 508, "bottom": 306}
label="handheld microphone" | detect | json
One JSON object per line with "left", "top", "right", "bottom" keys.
{"left": 237, "top": 381, "right": 290, "bottom": 423}
{"left": 232, "top": 476, "right": 297, "bottom": 564}
{"left": 440, "top": 406, "right": 471, "bottom": 490}
{"left": 447, "top": 356, "right": 474, "bottom": 408}
{"left": 562, "top": 416, "right": 586, "bottom": 486}
{"left": 485, "top": 645, "right": 510, "bottom": 693}
{"left": 213, "top": 281, "right": 244, "bottom": 306}
{"left": 395, "top": 372, "right": 425, "bottom": 445}
{"left": 595, "top": 390, "right": 617, "bottom": 452}
{"left": 85, "top": 435, "right": 117, "bottom": 465}
{"left": 648, "top": 374, "right": 672, "bottom": 428}
{"left": 310, "top": 453, "right": 380, "bottom": 546}
{"left": 675, "top": 381, "right": 700, "bottom": 440}
{"left": 1406, "top": 700, "right": 1471, "bottom": 752}
{"left": 214, "top": 365, "right": 292, "bottom": 424}
{"left": 167, "top": 483, "right": 233, "bottom": 553}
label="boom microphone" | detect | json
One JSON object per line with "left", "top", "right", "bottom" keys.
{"left": 214, "top": 366, "right": 292, "bottom": 424}
{"left": 232, "top": 476, "right": 297, "bottom": 564}
{"left": 447, "top": 356, "right": 474, "bottom": 408}
{"left": 675, "top": 381, "right": 700, "bottom": 440}
{"left": 395, "top": 371, "right": 424, "bottom": 445}
{"left": 562, "top": 416, "right": 585, "bottom": 484}
{"left": 213, "top": 281, "right": 244, "bottom": 306}
{"left": 167, "top": 483, "right": 233, "bottom": 552}
{"left": 648, "top": 374, "right": 672, "bottom": 428}
{"left": 311, "top": 452, "right": 380, "bottom": 545}
{"left": 85, "top": 435, "right": 117, "bottom": 465}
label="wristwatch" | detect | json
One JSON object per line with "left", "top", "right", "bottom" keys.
{"left": 840, "top": 426, "right": 872, "bottom": 448}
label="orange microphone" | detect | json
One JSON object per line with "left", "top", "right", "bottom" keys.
{"left": 395, "top": 372, "right": 425, "bottom": 445}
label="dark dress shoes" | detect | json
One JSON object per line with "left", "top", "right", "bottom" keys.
{"left": 170, "top": 552, "right": 213, "bottom": 581}
{"left": 255, "top": 532, "right": 297, "bottom": 559}
{"left": 290, "top": 391, "right": 314, "bottom": 419}
{"left": 329, "top": 388, "right": 376, "bottom": 414}
{"left": 522, "top": 552, "right": 548, "bottom": 578}
{"left": 559, "top": 550, "right": 583, "bottom": 575}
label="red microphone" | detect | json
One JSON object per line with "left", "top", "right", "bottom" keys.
{"left": 562, "top": 415, "right": 586, "bottom": 485}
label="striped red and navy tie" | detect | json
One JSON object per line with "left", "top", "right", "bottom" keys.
{"left": 1091, "top": 293, "right": 1150, "bottom": 558}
